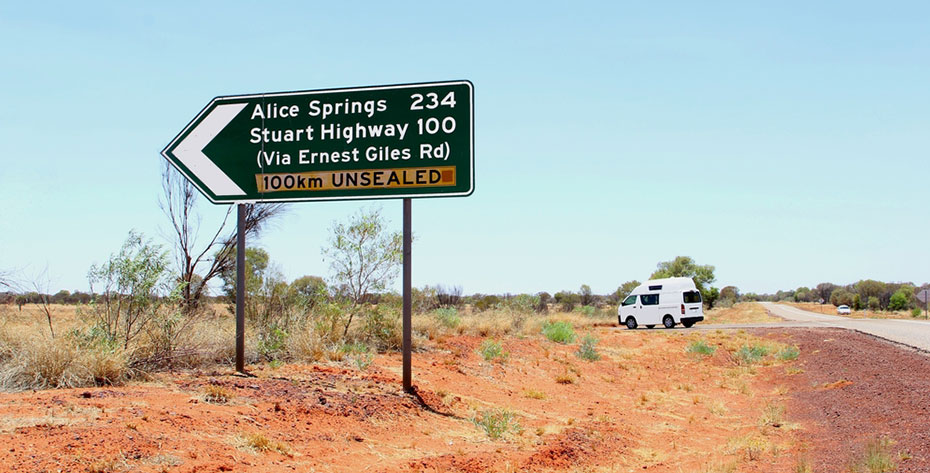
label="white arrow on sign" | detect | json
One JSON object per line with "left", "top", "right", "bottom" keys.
{"left": 172, "top": 103, "right": 248, "bottom": 196}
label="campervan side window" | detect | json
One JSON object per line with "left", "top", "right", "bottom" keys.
{"left": 683, "top": 291, "right": 702, "bottom": 304}
{"left": 622, "top": 295, "right": 637, "bottom": 306}
{"left": 640, "top": 294, "right": 659, "bottom": 305}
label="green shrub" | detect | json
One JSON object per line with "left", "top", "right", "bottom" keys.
{"left": 478, "top": 339, "right": 508, "bottom": 362}
{"left": 867, "top": 296, "right": 881, "bottom": 311}
{"left": 734, "top": 344, "right": 769, "bottom": 365}
{"left": 541, "top": 321, "right": 575, "bottom": 344}
{"left": 433, "top": 307, "right": 461, "bottom": 329}
{"left": 496, "top": 294, "right": 538, "bottom": 313}
{"left": 340, "top": 342, "right": 373, "bottom": 370}
{"left": 257, "top": 327, "right": 288, "bottom": 361}
{"left": 686, "top": 340, "right": 716, "bottom": 356}
{"left": 473, "top": 295, "right": 501, "bottom": 312}
{"left": 777, "top": 346, "right": 800, "bottom": 361}
{"left": 576, "top": 335, "right": 600, "bottom": 361}
{"left": 574, "top": 305, "right": 596, "bottom": 317}
{"left": 472, "top": 408, "right": 522, "bottom": 439}
{"left": 361, "top": 305, "right": 399, "bottom": 349}
{"left": 888, "top": 291, "right": 910, "bottom": 311}
{"left": 911, "top": 307, "right": 923, "bottom": 318}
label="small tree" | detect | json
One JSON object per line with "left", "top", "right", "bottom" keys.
{"left": 579, "top": 284, "right": 594, "bottom": 306}
{"left": 323, "top": 208, "right": 402, "bottom": 336}
{"left": 160, "top": 164, "right": 285, "bottom": 315}
{"left": 554, "top": 291, "right": 579, "bottom": 312}
{"left": 436, "top": 285, "right": 464, "bottom": 307}
{"left": 719, "top": 286, "right": 740, "bottom": 302}
{"left": 704, "top": 287, "right": 720, "bottom": 309}
{"left": 855, "top": 280, "right": 885, "bottom": 307}
{"left": 615, "top": 280, "right": 640, "bottom": 302}
{"left": 794, "top": 287, "right": 814, "bottom": 302}
{"left": 867, "top": 296, "right": 881, "bottom": 311}
{"left": 88, "top": 231, "right": 178, "bottom": 350}
{"left": 888, "top": 290, "right": 910, "bottom": 311}
{"left": 291, "top": 275, "right": 328, "bottom": 309}
{"left": 651, "top": 256, "right": 716, "bottom": 303}
{"left": 830, "top": 288, "right": 855, "bottom": 307}
{"left": 535, "top": 292, "right": 551, "bottom": 313}
{"left": 815, "top": 283, "right": 838, "bottom": 305}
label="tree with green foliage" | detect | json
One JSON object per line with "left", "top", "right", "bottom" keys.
{"left": 651, "top": 256, "right": 717, "bottom": 306}
{"left": 719, "top": 286, "right": 740, "bottom": 302}
{"left": 830, "top": 288, "right": 854, "bottom": 307}
{"left": 579, "top": 284, "right": 593, "bottom": 306}
{"left": 888, "top": 289, "right": 911, "bottom": 311}
{"left": 291, "top": 275, "right": 328, "bottom": 309}
{"left": 323, "top": 208, "right": 402, "bottom": 336}
{"left": 88, "top": 231, "right": 179, "bottom": 350}
{"left": 160, "top": 164, "right": 285, "bottom": 315}
{"left": 794, "top": 287, "right": 814, "bottom": 302}
{"left": 615, "top": 280, "right": 640, "bottom": 302}
{"left": 553, "top": 290, "right": 580, "bottom": 312}
{"left": 535, "top": 292, "right": 551, "bottom": 313}
{"left": 855, "top": 280, "right": 886, "bottom": 308}
{"left": 815, "top": 283, "right": 837, "bottom": 304}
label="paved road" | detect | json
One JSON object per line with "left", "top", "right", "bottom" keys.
{"left": 757, "top": 302, "right": 930, "bottom": 352}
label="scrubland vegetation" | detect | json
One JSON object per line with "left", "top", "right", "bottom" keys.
{"left": 717, "top": 280, "right": 930, "bottom": 317}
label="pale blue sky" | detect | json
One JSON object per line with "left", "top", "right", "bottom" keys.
{"left": 1, "top": 1, "right": 928, "bottom": 296}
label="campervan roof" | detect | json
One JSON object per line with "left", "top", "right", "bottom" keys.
{"left": 633, "top": 277, "right": 696, "bottom": 293}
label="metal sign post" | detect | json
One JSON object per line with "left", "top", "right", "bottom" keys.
{"left": 235, "top": 204, "right": 246, "bottom": 373}
{"left": 402, "top": 198, "right": 412, "bottom": 392}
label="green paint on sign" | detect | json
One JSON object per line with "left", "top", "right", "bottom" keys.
{"left": 162, "top": 81, "right": 474, "bottom": 203}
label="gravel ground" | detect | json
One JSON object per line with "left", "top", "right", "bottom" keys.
{"left": 756, "top": 327, "right": 930, "bottom": 472}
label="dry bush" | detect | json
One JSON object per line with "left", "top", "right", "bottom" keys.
{"left": 236, "top": 432, "right": 293, "bottom": 456}
{"left": 0, "top": 333, "right": 128, "bottom": 391}
{"left": 287, "top": 325, "right": 327, "bottom": 362}
{"left": 203, "top": 384, "right": 233, "bottom": 404}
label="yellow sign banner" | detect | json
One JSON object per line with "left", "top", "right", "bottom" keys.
{"left": 255, "top": 166, "right": 456, "bottom": 193}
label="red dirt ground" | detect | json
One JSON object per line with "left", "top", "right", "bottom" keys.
{"left": 7, "top": 324, "right": 923, "bottom": 472}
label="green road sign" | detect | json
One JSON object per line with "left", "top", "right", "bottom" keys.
{"left": 162, "top": 81, "right": 474, "bottom": 203}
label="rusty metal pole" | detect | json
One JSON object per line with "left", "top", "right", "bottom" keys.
{"left": 402, "top": 198, "right": 412, "bottom": 393}
{"left": 236, "top": 203, "right": 246, "bottom": 373}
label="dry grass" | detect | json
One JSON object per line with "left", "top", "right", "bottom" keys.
{"left": 0, "top": 332, "right": 128, "bottom": 391}
{"left": 523, "top": 389, "right": 546, "bottom": 399}
{"left": 286, "top": 325, "right": 328, "bottom": 362}
{"left": 759, "top": 402, "right": 785, "bottom": 428}
{"left": 848, "top": 436, "right": 899, "bottom": 473}
{"left": 554, "top": 371, "right": 576, "bottom": 384}
{"left": 235, "top": 432, "right": 293, "bottom": 456}
{"left": 727, "top": 433, "right": 773, "bottom": 461}
{"left": 704, "top": 302, "right": 782, "bottom": 324}
{"left": 202, "top": 384, "right": 233, "bottom": 404}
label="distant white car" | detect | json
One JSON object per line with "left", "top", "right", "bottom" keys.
{"left": 837, "top": 305, "right": 851, "bottom": 315}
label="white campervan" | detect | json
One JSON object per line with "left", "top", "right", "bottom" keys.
{"left": 617, "top": 277, "right": 704, "bottom": 329}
